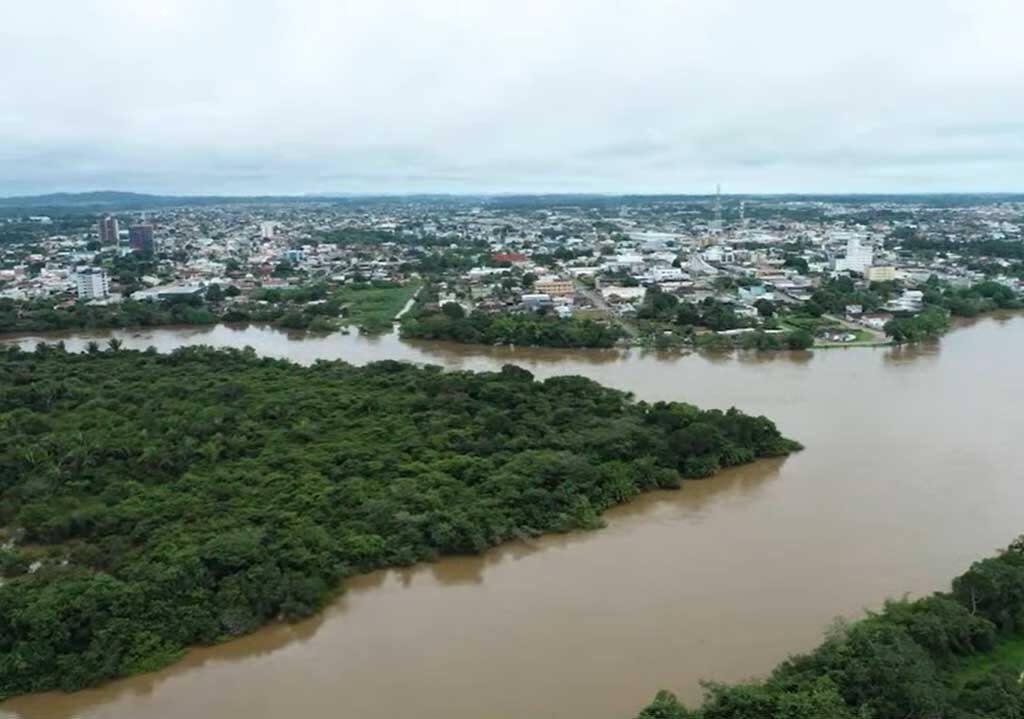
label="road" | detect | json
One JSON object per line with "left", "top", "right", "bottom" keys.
{"left": 393, "top": 286, "right": 423, "bottom": 320}
{"left": 822, "top": 313, "right": 887, "bottom": 342}
{"left": 577, "top": 285, "right": 638, "bottom": 338}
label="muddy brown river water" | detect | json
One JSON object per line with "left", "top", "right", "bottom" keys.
{"left": 2, "top": 313, "right": 1023, "bottom": 719}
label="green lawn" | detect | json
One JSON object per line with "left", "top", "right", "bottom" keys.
{"left": 779, "top": 317, "right": 837, "bottom": 334}
{"left": 953, "top": 636, "right": 1024, "bottom": 687}
{"left": 337, "top": 282, "right": 419, "bottom": 331}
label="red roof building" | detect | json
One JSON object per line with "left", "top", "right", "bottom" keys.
{"left": 491, "top": 252, "right": 527, "bottom": 263}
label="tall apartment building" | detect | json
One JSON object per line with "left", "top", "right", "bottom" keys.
{"left": 834, "top": 235, "right": 874, "bottom": 274}
{"left": 97, "top": 216, "right": 120, "bottom": 245}
{"left": 75, "top": 268, "right": 110, "bottom": 300}
{"left": 129, "top": 224, "right": 156, "bottom": 255}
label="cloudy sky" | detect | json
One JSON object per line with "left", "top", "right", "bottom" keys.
{"left": 2, "top": 0, "right": 1023, "bottom": 196}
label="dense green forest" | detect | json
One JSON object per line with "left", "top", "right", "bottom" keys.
{"left": 0, "top": 345, "right": 799, "bottom": 699}
{"left": 400, "top": 305, "right": 625, "bottom": 347}
{"left": 635, "top": 536, "right": 1024, "bottom": 719}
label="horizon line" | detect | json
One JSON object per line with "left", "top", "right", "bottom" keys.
{"left": 5, "top": 188, "right": 1024, "bottom": 201}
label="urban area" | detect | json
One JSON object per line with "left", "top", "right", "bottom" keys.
{"left": 1, "top": 192, "right": 1022, "bottom": 349}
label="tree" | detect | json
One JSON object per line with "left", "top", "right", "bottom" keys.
{"left": 783, "top": 254, "right": 810, "bottom": 274}
{"left": 884, "top": 308, "right": 949, "bottom": 343}
{"left": 636, "top": 690, "right": 692, "bottom": 719}
{"left": 441, "top": 302, "right": 465, "bottom": 320}
{"left": 755, "top": 299, "right": 775, "bottom": 318}
{"left": 785, "top": 329, "right": 814, "bottom": 350}
{"left": 205, "top": 284, "right": 224, "bottom": 303}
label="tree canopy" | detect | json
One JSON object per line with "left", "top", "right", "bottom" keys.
{"left": 401, "top": 310, "right": 625, "bottom": 348}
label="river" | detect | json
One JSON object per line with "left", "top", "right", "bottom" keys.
{"left": 2, "top": 314, "right": 1023, "bottom": 719}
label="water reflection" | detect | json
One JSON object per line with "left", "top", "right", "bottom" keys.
{"left": 403, "top": 337, "right": 629, "bottom": 367}
{"left": 882, "top": 340, "right": 942, "bottom": 365}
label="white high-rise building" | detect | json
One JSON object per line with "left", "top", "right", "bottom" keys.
{"left": 75, "top": 268, "right": 110, "bottom": 300}
{"left": 260, "top": 221, "right": 277, "bottom": 239}
{"left": 834, "top": 235, "right": 873, "bottom": 274}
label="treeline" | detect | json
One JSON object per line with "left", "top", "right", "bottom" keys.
{"left": 881, "top": 280, "right": 1019, "bottom": 343}
{"left": 636, "top": 536, "right": 1024, "bottom": 719}
{"left": 901, "top": 238, "right": 1024, "bottom": 261}
{"left": 805, "top": 276, "right": 896, "bottom": 315}
{"left": 922, "top": 279, "right": 1022, "bottom": 318}
{"left": 638, "top": 286, "right": 753, "bottom": 331}
{"left": 0, "top": 280, "right": 415, "bottom": 336}
{"left": 0, "top": 345, "right": 799, "bottom": 699}
{"left": 401, "top": 306, "right": 625, "bottom": 348}
{"left": 883, "top": 307, "right": 950, "bottom": 343}
{"left": 638, "top": 287, "right": 813, "bottom": 350}
{"left": 693, "top": 329, "right": 814, "bottom": 351}
{"left": 0, "top": 295, "right": 219, "bottom": 334}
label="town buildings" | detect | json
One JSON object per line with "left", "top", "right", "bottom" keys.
{"left": 129, "top": 225, "right": 155, "bottom": 255}
{"left": 0, "top": 194, "right": 1020, "bottom": 337}
{"left": 97, "top": 216, "right": 120, "bottom": 245}
{"left": 75, "top": 268, "right": 110, "bottom": 300}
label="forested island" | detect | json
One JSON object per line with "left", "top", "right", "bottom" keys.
{"left": 635, "top": 536, "right": 1024, "bottom": 719}
{"left": 0, "top": 344, "right": 799, "bottom": 700}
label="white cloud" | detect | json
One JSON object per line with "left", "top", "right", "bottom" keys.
{"left": 2, "top": 0, "right": 1023, "bottom": 194}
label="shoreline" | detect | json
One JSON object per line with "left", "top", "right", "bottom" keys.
{"left": 1, "top": 309, "right": 1020, "bottom": 361}
{"left": 0, "top": 347, "right": 799, "bottom": 705}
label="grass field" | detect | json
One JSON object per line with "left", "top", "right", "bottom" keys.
{"left": 337, "top": 282, "right": 420, "bottom": 331}
{"left": 953, "top": 636, "right": 1024, "bottom": 686}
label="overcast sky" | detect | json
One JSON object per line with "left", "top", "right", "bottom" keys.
{"left": 2, "top": 0, "right": 1023, "bottom": 196}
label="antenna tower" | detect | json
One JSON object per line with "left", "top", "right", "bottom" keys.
{"left": 714, "top": 184, "right": 722, "bottom": 230}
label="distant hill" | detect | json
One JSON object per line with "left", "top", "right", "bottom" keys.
{"left": 1, "top": 190, "right": 1022, "bottom": 215}
{"left": 0, "top": 191, "right": 478, "bottom": 214}
{"left": 0, "top": 191, "right": 167, "bottom": 209}
{"left": 0, "top": 191, "right": 314, "bottom": 215}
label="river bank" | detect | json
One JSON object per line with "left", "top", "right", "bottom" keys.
{"left": 2, "top": 312, "right": 1023, "bottom": 719}
{"left": 4, "top": 307, "right": 1015, "bottom": 359}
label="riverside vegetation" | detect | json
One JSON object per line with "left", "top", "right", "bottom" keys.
{"left": 635, "top": 537, "right": 1024, "bottom": 719}
{"left": 0, "top": 280, "right": 419, "bottom": 336}
{"left": 400, "top": 301, "right": 625, "bottom": 348}
{"left": 0, "top": 344, "right": 799, "bottom": 700}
